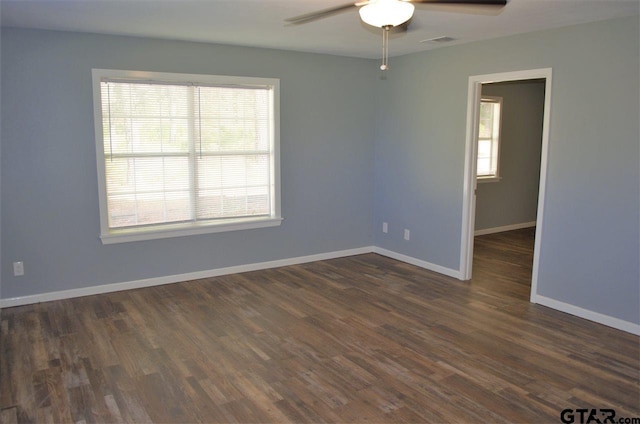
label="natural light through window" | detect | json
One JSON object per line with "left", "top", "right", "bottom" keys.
{"left": 477, "top": 96, "right": 502, "bottom": 181}
{"left": 92, "top": 69, "right": 281, "bottom": 244}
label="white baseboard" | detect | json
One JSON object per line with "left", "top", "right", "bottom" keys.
{"left": 0, "top": 246, "right": 375, "bottom": 309}
{"left": 474, "top": 221, "right": 536, "bottom": 236}
{"left": 372, "top": 247, "right": 462, "bottom": 280}
{"left": 0, "top": 246, "right": 462, "bottom": 308}
{"left": 3, "top": 246, "right": 637, "bottom": 336}
{"left": 532, "top": 294, "right": 640, "bottom": 336}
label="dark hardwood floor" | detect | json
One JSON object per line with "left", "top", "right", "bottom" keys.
{"left": 472, "top": 227, "right": 536, "bottom": 298}
{"left": 2, "top": 229, "right": 639, "bottom": 423}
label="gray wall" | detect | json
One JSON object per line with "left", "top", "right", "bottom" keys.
{"left": 2, "top": 16, "right": 639, "bottom": 327}
{"left": 1, "top": 28, "right": 377, "bottom": 298}
{"left": 374, "top": 16, "right": 639, "bottom": 324}
{"left": 475, "top": 80, "right": 545, "bottom": 231}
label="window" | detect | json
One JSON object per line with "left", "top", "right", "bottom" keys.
{"left": 92, "top": 69, "right": 281, "bottom": 244}
{"left": 476, "top": 96, "right": 502, "bottom": 182}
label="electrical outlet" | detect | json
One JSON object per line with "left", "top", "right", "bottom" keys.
{"left": 404, "top": 229, "right": 410, "bottom": 241}
{"left": 13, "top": 261, "right": 24, "bottom": 277}
{"left": 382, "top": 222, "right": 388, "bottom": 233}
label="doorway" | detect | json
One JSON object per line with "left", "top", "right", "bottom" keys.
{"left": 459, "top": 69, "right": 553, "bottom": 303}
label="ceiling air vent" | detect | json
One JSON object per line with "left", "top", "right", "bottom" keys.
{"left": 420, "top": 36, "right": 456, "bottom": 44}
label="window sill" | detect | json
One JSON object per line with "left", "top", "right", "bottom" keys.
{"left": 477, "top": 176, "right": 502, "bottom": 183}
{"left": 100, "top": 216, "right": 283, "bottom": 245}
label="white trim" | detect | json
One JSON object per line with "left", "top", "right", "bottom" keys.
{"left": 529, "top": 73, "right": 553, "bottom": 305}
{"left": 0, "top": 246, "right": 463, "bottom": 309}
{"left": 373, "top": 247, "right": 462, "bottom": 279}
{"left": 474, "top": 221, "right": 536, "bottom": 236}
{"left": 0, "top": 246, "right": 375, "bottom": 309}
{"left": 460, "top": 78, "right": 482, "bottom": 280}
{"left": 477, "top": 176, "right": 502, "bottom": 183}
{"left": 100, "top": 217, "right": 283, "bottom": 244}
{"left": 460, "top": 68, "right": 552, "bottom": 289}
{"left": 532, "top": 294, "right": 640, "bottom": 336}
{"left": 3, "top": 246, "right": 638, "bottom": 336}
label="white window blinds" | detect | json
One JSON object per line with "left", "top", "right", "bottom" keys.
{"left": 477, "top": 96, "right": 502, "bottom": 179}
{"left": 93, "top": 70, "right": 280, "bottom": 243}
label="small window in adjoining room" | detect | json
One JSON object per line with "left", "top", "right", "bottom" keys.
{"left": 92, "top": 69, "right": 281, "bottom": 244}
{"left": 476, "top": 96, "right": 503, "bottom": 182}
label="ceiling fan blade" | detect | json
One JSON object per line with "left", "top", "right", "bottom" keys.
{"left": 285, "top": 3, "right": 361, "bottom": 25}
{"left": 410, "top": 0, "right": 506, "bottom": 5}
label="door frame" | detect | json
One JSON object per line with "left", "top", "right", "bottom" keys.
{"left": 459, "top": 68, "right": 552, "bottom": 303}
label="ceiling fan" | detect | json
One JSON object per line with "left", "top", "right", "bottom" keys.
{"left": 286, "top": 0, "right": 508, "bottom": 70}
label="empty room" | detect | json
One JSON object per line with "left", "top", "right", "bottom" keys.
{"left": 1, "top": 0, "right": 639, "bottom": 422}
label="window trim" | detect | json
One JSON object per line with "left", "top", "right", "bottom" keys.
{"left": 476, "top": 95, "right": 503, "bottom": 183}
{"left": 92, "top": 69, "right": 282, "bottom": 244}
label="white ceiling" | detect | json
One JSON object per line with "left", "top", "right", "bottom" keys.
{"left": 1, "top": 0, "right": 638, "bottom": 59}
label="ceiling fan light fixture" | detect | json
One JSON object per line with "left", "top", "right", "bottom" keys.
{"left": 358, "top": 0, "right": 415, "bottom": 28}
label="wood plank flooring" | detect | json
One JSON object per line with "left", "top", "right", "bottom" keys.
{"left": 2, "top": 229, "right": 639, "bottom": 423}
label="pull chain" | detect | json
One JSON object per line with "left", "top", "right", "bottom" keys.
{"left": 381, "top": 25, "right": 391, "bottom": 71}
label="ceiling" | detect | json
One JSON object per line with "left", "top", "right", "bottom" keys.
{"left": 1, "top": 0, "right": 638, "bottom": 59}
